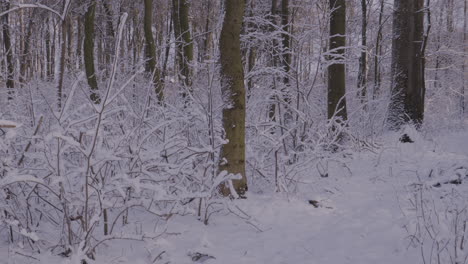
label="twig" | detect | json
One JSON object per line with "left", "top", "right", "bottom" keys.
{"left": 18, "top": 116, "right": 43, "bottom": 166}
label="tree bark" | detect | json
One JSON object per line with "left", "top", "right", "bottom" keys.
{"left": 102, "top": 0, "right": 115, "bottom": 76}
{"left": 1, "top": 0, "right": 14, "bottom": 97}
{"left": 388, "top": 0, "right": 425, "bottom": 129}
{"left": 84, "top": 1, "right": 100, "bottom": 104}
{"left": 144, "top": 0, "right": 163, "bottom": 101}
{"left": 219, "top": 0, "right": 247, "bottom": 197}
{"left": 462, "top": 0, "right": 467, "bottom": 117}
{"left": 20, "top": 9, "right": 35, "bottom": 84}
{"left": 373, "top": 0, "right": 384, "bottom": 99}
{"left": 281, "top": 0, "right": 290, "bottom": 84}
{"left": 172, "top": 0, "right": 193, "bottom": 88}
{"left": 57, "top": 17, "right": 68, "bottom": 110}
{"left": 357, "top": 0, "right": 367, "bottom": 103}
{"left": 328, "top": 0, "right": 348, "bottom": 121}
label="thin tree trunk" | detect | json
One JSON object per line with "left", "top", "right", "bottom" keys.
{"left": 84, "top": 0, "right": 100, "bottom": 104}
{"left": 67, "top": 14, "right": 73, "bottom": 71}
{"left": 246, "top": 0, "right": 256, "bottom": 92}
{"left": 20, "top": 10, "right": 35, "bottom": 84}
{"left": 201, "top": 0, "right": 213, "bottom": 62}
{"left": 102, "top": 0, "right": 115, "bottom": 76}
{"left": 268, "top": 0, "right": 279, "bottom": 121}
{"left": 462, "top": 0, "right": 467, "bottom": 117}
{"left": 172, "top": 0, "right": 193, "bottom": 88}
{"left": 76, "top": 16, "right": 83, "bottom": 69}
{"left": 45, "top": 19, "right": 52, "bottom": 80}
{"left": 357, "top": 0, "right": 367, "bottom": 103}
{"left": 281, "top": 0, "right": 290, "bottom": 85}
{"left": 144, "top": 0, "right": 163, "bottom": 101}
{"left": 373, "top": 0, "right": 384, "bottom": 99}
{"left": 2, "top": 0, "right": 14, "bottom": 98}
{"left": 219, "top": 0, "right": 247, "bottom": 197}
{"left": 57, "top": 17, "right": 68, "bottom": 110}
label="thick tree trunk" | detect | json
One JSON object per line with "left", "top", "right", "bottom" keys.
{"left": 219, "top": 0, "right": 247, "bottom": 197}
{"left": 388, "top": 0, "right": 425, "bottom": 129}
{"left": 84, "top": 1, "right": 101, "bottom": 104}
{"left": 144, "top": 0, "right": 163, "bottom": 101}
{"left": 328, "top": 0, "right": 348, "bottom": 121}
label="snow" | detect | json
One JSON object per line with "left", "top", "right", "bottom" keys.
{"left": 2, "top": 128, "right": 468, "bottom": 264}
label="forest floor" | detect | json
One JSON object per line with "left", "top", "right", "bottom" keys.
{"left": 2, "top": 127, "right": 468, "bottom": 264}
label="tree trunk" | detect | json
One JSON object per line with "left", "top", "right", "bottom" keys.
{"left": 328, "top": 0, "right": 348, "bottom": 121}
{"left": 281, "top": 0, "right": 290, "bottom": 84}
{"left": 144, "top": 0, "right": 163, "bottom": 101}
{"left": 84, "top": 0, "right": 100, "bottom": 104}
{"left": 76, "top": 16, "right": 83, "bottom": 69}
{"left": 1, "top": 0, "right": 14, "bottom": 98}
{"left": 373, "top": 0, "right": 384, "bottom": 99}
{"left": 102, "top": 0, "right": 115, "bottom": 76}
{"left": 57, "top": 18, "right": 68, "bottom": 110}
{"left": 67, "top": 14, "right": 74, "bottom": 71}
{"left": 172, "top": 0, "right": 193, "bottom": 88}
{"left": 357, "top": 0, "right": 367, "bottom": 103}
{"left": 200, "top": 0, "right": 213, "bottom": 62}
{"left": 462, "top": 0, "right": 467, "bottom": 117}
{"left": 388, "top": 0, "right": 425, "bottom": 129}
{"left": 219, "top": 0, "right": 247, "bottom": 197}
{"left": 20, "top": 10, "right": 35, "bottom": 84}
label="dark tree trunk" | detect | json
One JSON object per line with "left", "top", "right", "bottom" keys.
{"left": 144, "top": 0, "right": 163, "bottom": 101}
{"left": 462, "top": 0, "right": 467, "bottom": 117}
{"left": 280, "top": 0, "right": 290, "bottom": 84}
{"left": 84, "top": 1, "right": 100, "bottom": 104}
{"left": 20, "top": 10, "right": 35, "bottom": 84}
{"left": 357, "top": 0, "right": 367, "bottom": 103}
{"left": 172, "top": 0, "right": 193, "bottom": 88}
{"left": 1, "top": 0, "right": 14, "bottom": 97}
{"left": 57, "top": 18, "right": 68, "bottom": 110}
{"left": 373, "top": 0, "right": 384, "bottom": 99}
{"left": 328, "top": 0, "right": 348, "bottom": 121}
{"left": 388, "top": 0, "right": 426, "bottom": 129}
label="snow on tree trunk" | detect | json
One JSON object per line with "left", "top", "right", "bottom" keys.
{"left": 388, "top": 0, "right": 426, "bottom": 129}
{"left": 219, "top": 0, "right": 247, "bottom": 197}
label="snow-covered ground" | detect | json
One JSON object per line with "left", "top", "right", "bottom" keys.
{"left": 2, "top": 127, "right": 468, "bottom": 264}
